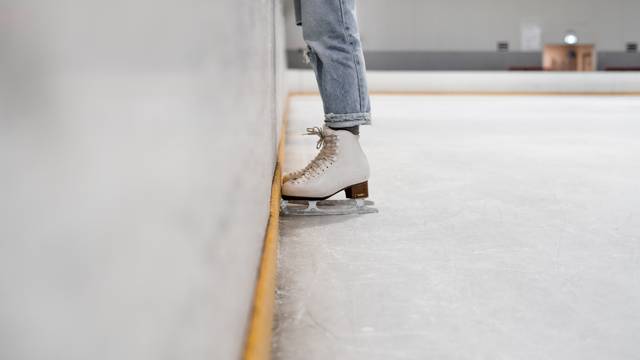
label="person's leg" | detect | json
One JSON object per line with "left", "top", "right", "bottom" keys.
{"left": 281, "top": 0, "right": 371, "bottom": 203}
{"left": 299, "top": 0, "right": 371, "bottom": 132}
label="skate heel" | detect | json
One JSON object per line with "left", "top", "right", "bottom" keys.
{"left": 345, "top": 181, "right": 369, "bottom": 199}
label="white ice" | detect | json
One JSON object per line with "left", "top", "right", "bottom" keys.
{"left": 274, "top": 95, "right": 640, "bottom": 360}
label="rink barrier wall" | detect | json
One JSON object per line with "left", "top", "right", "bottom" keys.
{"left": 243, "top": 96, "right": 289, "bottom": 360}
{"left": 288, "top": 70, "right": 640, "bottom": 95}
{"left": 287, "top": 50, "right": 640, "bottom": 72}
{"left": 290, "top": 91, "right": 640, "bottom": 97}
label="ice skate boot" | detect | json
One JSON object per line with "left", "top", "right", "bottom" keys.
{"left": 281, "top": 126, "right": 378, "bottom": 216}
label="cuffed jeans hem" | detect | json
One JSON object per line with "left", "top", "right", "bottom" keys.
{"left": 324, "top": 113, "right": 372, "bottom": 128}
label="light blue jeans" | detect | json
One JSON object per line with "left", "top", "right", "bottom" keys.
{"left": 294, "top": 0, "right": 371, "bottom": 128}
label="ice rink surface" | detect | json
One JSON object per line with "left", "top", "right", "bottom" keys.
{"left": 274, "top": 95, "right": 640, "bottom": 360}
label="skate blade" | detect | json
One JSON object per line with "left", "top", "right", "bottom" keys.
{"left": 280, "top": 199, "right": 378, "bottom": 216}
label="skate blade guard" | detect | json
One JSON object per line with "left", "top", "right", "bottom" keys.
{"left": 280, "top": 198, "right": 378, "bottom": 216}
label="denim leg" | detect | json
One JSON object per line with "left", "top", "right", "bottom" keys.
{"left": 300, "top": 0, "right": 371, "bottom": 127}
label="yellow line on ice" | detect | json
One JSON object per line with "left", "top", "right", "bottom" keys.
{"left": 243, "top": 96, "right": 289, "bottom": 360}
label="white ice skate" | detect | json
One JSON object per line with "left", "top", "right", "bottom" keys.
{"left": 280, "top": 126, "right": 378, "bottom": 216}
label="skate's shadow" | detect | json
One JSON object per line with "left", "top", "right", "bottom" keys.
{"left": 279, "top": 214, "right": 364, "bottom": 230}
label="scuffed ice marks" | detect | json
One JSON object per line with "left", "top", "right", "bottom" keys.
{"left": 273, "top": 95, "right": 640, "bottom": 360}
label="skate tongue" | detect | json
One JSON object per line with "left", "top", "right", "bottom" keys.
{"left": 323, "top": 125, "right": 338, "bottom": 135}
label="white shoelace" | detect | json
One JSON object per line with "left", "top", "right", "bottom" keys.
{"left": 289, "top": 127, "right": 338, "bottom": 183}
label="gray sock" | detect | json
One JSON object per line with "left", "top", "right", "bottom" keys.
{"left": 329, "top": 125, "right": 359, "bottom": 135}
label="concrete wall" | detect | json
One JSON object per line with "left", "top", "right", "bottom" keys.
{"left": 286, "top": 0, "right": 640, "bottom": 51}
{"left": 0, "top": 1, "right": 285, "bottom": 359}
